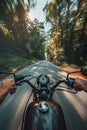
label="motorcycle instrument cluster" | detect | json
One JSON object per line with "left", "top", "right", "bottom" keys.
{"left": 37, "top": 74, "right": 49, "bottom": 85}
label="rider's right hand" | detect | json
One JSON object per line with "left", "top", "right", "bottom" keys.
{"left": 73, "top": 78, "right": 87, "bottom": 92}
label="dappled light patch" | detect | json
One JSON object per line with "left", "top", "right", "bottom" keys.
{"left": 12, "top": 68, "right": 17, "bottom": 73}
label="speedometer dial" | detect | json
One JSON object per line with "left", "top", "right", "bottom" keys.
{"left": 37, "top": 74, "right": 49, "bottom": 85}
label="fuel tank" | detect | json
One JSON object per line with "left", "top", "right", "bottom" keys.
{"left": 23, "top": 101, "right": 67, "bottom": 130}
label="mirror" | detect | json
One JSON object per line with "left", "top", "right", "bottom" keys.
{"left": 80, "top": 65, "right": 87, "bottom": 76}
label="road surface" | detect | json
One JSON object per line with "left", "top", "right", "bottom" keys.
{"left": 0, "top": 60, "right": 87, "bottom": 130}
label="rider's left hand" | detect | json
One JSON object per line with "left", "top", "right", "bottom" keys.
{"left": 2, "top": 79, "right": 16, "bottom": 92}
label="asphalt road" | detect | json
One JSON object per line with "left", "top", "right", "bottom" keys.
{"left": 0, "top": 60, "right": 87, "bottom": 130}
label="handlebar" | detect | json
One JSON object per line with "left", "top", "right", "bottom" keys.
{"left": 12, "top": 73, "right": 87, "bottom": 94}
{"left": 14, "top": 75, "right": 76, "bottom": 93}
{"left": 0, "top": 71, "right": 77, "bottom": 94}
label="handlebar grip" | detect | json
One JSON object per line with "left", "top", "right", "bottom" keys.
{"left": 67, "top": 78, "right": 75, "bottom": 88}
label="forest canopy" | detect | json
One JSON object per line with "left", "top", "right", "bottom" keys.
{"left": 0, "top": 0, "right": 87, "bottom": 71}
{"left": 44, "top": 0, "right": 87, "bottom": 65}
{"left": 0, "top": 0, "right": 45, "bottom": 71}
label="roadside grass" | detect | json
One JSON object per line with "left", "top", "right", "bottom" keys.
{"left": 0, "top": 54, "right": 38, "bottom": 72}
{"left": 58, "top": 63, "right": 87, "bottom": 80}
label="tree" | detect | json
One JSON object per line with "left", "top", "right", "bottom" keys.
{"left": 0, "top": 0, "right": 45, "bottom": 60}
{"left": 44, "top": 0, "right": 87, "bottom": 65}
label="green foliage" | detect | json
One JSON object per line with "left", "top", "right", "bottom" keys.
{"left": 44, "top": 0, "right": 87, "bottom": 66}
{"left": 0, "top": 0, "right": 45, "bottom": 71}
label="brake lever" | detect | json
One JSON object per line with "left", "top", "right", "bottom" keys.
{"left": 55, "top": 78, "right": 77, "bottom": 94}
{"left": 15, "top": 74, "right": 30, "bottom": 82}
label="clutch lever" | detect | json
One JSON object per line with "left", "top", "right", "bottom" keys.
{"left": 15, "top": 74, "right": 32, "bottom": 82}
